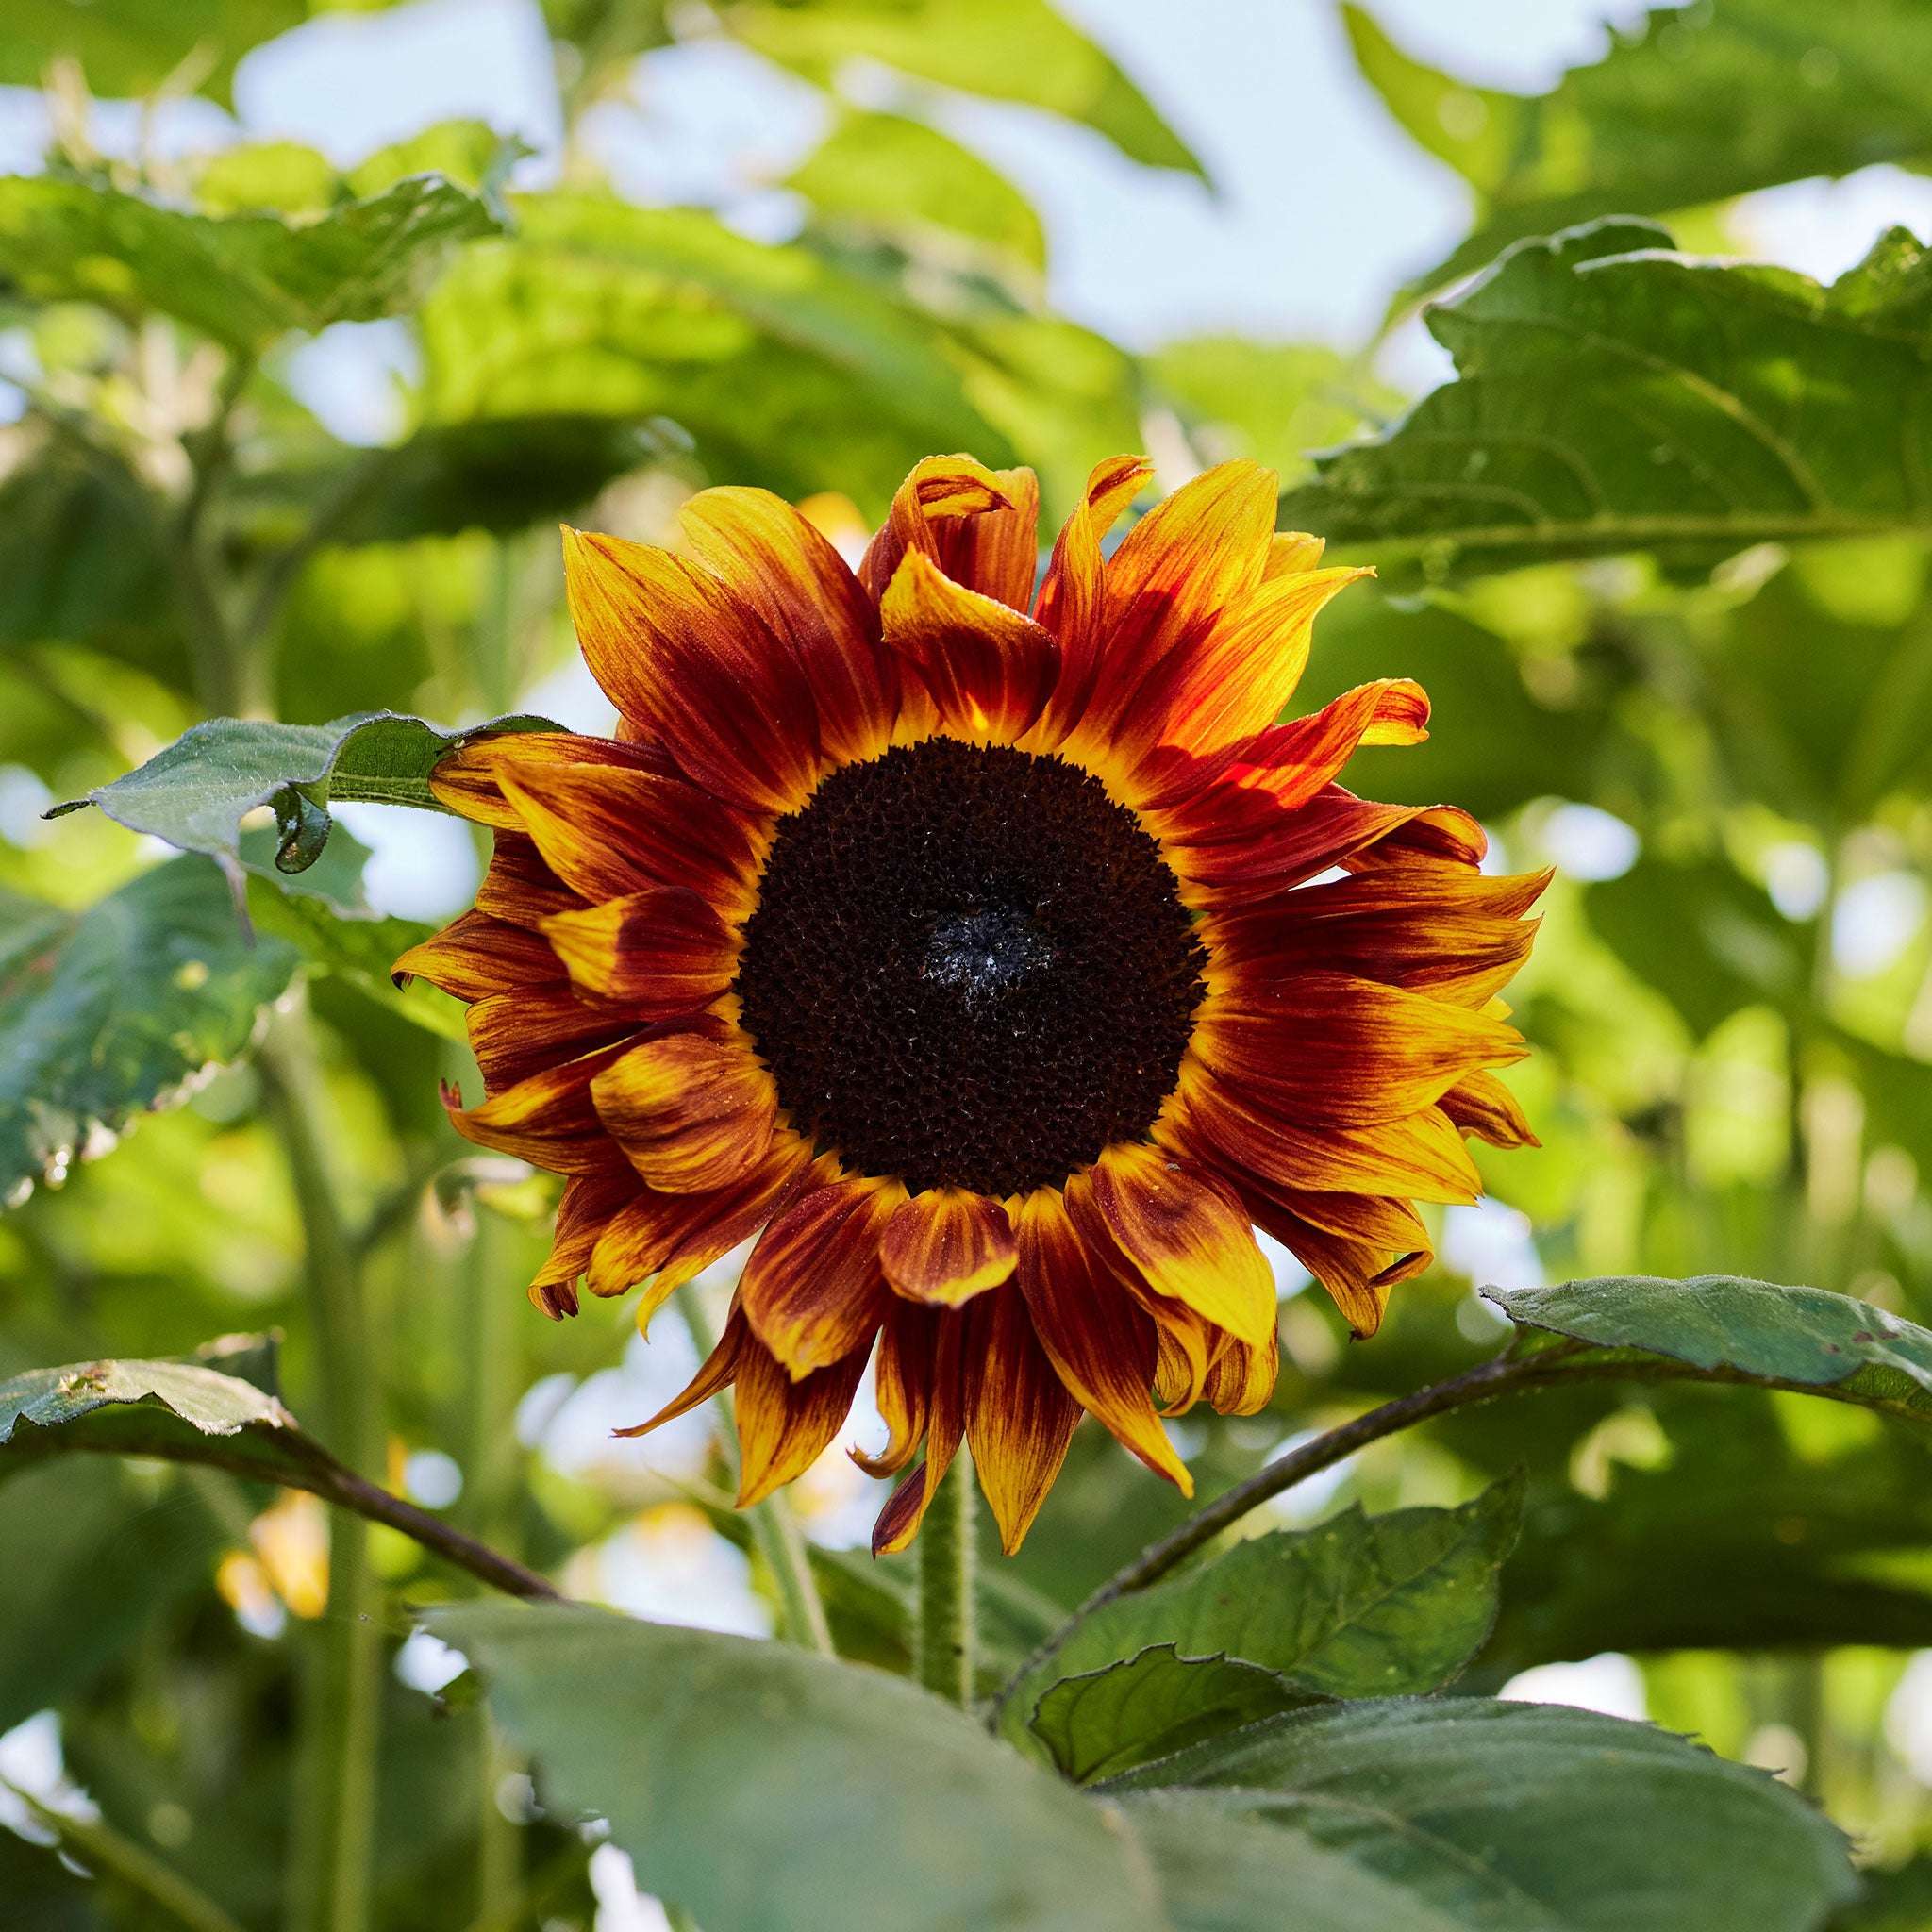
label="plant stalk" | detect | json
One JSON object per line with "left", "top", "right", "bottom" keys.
{"left": 914, "top": 1452, "right": 976, "bottom": 1708}
{"left": 673, "top": 1286, "right": 833, "bottom": 1656}
{"left": 259, "top": 1023, "right": 383, "bottom": 1932}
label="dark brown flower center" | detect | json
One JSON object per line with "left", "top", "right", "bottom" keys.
{"left": 733, "top": 740, "right": 1206, "bottom": 1196}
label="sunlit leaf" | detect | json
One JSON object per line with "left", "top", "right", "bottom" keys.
{"left": 0, "top": 859, "right": 298, "bottom": 1201}
{"left": 1283, "top": 220, "right": 1932, "bottom": 580}
{"left": 432, "top": 1601, "right": 1174, "bottom": 1932}
{"left": 1114, "top": 1700, "right": 1857, "bottom": 1932}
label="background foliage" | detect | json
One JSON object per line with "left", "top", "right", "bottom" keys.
{"left": 6, "top": 2, "right": 1932, "bottom": 1927}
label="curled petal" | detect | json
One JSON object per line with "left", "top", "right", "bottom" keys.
{"left": 497, "top": 761, "right": 768, "bottom": 915}
{"left": 1441, "top": 1070, "right": 1540, "bottom": 1149}
{"left": 1248, "top": 1196, "right": 1431, "bottom": 1340}
{"left": 880, "top": 1188, "right": 1018, "bottom": 1307}
{"left": 872, "top": 1318, "right": 968, "bottom": 1556}
{"left": 642, "top": 1138, "right": 821, "bottom": 1322}
{"left": 735, "top": 1328, "right": 874, "bottom": 1508}
{"left": 1084, "top": 1143, "right": 1276, "bottom": 1349}
{"left": 854, "top": 1300, "right": 941, "bottom": 1478}
{"left": 858, "top": 454, "right": 1013, "bottom": 605}
{"left": 541, "top": 888, "right": 738, "bottom": 1013}
{"left": 393, "top": 909, "right": 555, "bottom": 1001}
{"left": 591, "top": 1033, "right": 777, "bottom": 1192}
{"left": 442, "top": 1041, "right": 635, "bottom": 1174}
{"left": 1026, "top": 453, "right": 1152, "bottom": 750}
{"left": 678, "top": 486, "right": 897, "bottom": 766}
{"left": 741, "top": 1175, "right": 903, "bottom": 1378}
{"left": 528, "top": 1165, "right": 638, "bottom": 1319}
{"left": 1348, "top": 802, "right": 1487, "bottom": 875}
{"left": 929, "top": 465, "right": 1040, "bottom": 613}
{"left": 561, "top": 526, "right": 820, "bottom": 814}
{"left": 1204, "top": 1326, "right": 1277, "bottom": 1416}
{"left": 615, "top": 1302, "right": 749, "bottom": 1438}
{"left": 1015, "top": 1188, "right": 1191, "bottom": 1491}
{"left": 1263, "top": 531, "right": 1326, "bottom": 578}
{"left": 468, "top": 984, "right": 640, "bottom": 1095}
{"left": 880, "top": 549, "right": 1059, "bottom": 746}
{"left": 962, "top": 1284, "right": 1081, "bottom": 1554}
{"left": 1191, "top": 972, "right": 1526, "bottom": 1129}
{"left": 1216, "top": 679, "right": 1432, "bottom": 820}
{"left": 430, "top": 731, "right": 675, "bottom": 829}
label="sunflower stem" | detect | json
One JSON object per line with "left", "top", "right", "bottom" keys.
{"left": 259, "top": 1016, "right": 383, "bottom": 1932}
{"left": 673, "top": 1284, "right": 833, "bottom": 1657}
{"left": 914, "top": 1451, "right": 976, "bottom": 1708}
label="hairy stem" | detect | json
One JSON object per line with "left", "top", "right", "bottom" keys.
{"left": 259, "top": 1022, "right": 383, "bottom": 1932}
{"left": 2, "top": 1776, "right": 249, "bottom": 1932}
{"left": 674, "top": 1286, "right": 834, "bottom": 1656}
{"left": 915, "top": 1453, "right": 977, "bottom": 1708}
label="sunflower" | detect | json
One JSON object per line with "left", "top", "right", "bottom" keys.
{"left": 397, "top": 453, "right": 1545, "bottom": 1555}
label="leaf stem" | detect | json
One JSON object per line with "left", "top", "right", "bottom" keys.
{"left": 673, "top": 1286, "right": 833, "bottom": 1656}
{"left": 2, "top": 1775, "right": 249, "bottom": 1932}
{"left": 914, "top": 1452, "right": 977, "bottom": 1708}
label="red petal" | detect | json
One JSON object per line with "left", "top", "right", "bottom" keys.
{"left": 591, "top": 1032, "right": 777, "bottom": 1193}
{"left": 879, "top": 1188, "right": 1019, "bottom": 1307}
{"left": 962, "top": 1284, "right": 1081, "bottom": 1554}
{"left": 740, "top": 1175, "right": 901, "bottom": 1378}
{"left": 541, "top": 888, "right": 738, "bottom": 1014}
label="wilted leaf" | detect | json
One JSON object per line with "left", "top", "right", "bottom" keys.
{"left": 1004, "top": 1478, "right": 1521, "bottom": 1743}
{"left": 52, "top": 709, "right": 557, "bottom": 880}
{"left": 1282, "top": 220, "right": 1932, "bottom": 580}
{"left": 1115, "top": 1700, "right": 1857, "bottom": 1932}
{"left": 432, "top": 1601, "right": 1173, "bottom": 1932}
{"left": 0, "top": 173, "right": 504, "bottom": 350}
{"left": 1030, "top": 1646, "right": 1314, "bottom": 1785}
{"left": 0, "top": 859, "right": 298, "bottom": 1200}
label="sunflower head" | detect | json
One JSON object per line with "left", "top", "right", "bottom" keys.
{"left": 398, "top": 453, "right": 1545, "bottom": 1553}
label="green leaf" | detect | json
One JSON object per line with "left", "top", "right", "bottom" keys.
{"left": 1112, "top": 1700, "right": 1857, "bottom": 1932}
{"left": 430, "top": 1601, "right": 1173, "bottom": 1932}
{"left": 417, "top": 197, "right": 1013, "bottom": 515}
{"left": 52, "top": 709, "right": 557, "bottom": 881}
{"left": 1354, "top": 1, "right": 1932, "bottom": 298}
{"left": 1030, "top": 1646, "right": 1315, "bottom": 1785}
{"left": 1490, "top": 1274, "right": 1932, "bottom": 1420}
{"left": 1, "top": 1355, "right": 291, "bottom": 1451}
{"left": 0, "top": 172, "right": 504, "bottom": 351}
{"left": 1281, "top": 220, "right": 1932, "bottom": 581}
{"left": 787, "top": 110, "right": 1046, "bottom": 270}
{"left": 729, "top": 0, "right": 1205, "bottom": 177}
{"left": 0, "top": 858, "right": 298, "bottom": 1202}
{"left": 0, "top": 0, "right": 304, "bottom": 108}
{"left": 1003, "top": 1477, "right": 1521, "bottom": 1743}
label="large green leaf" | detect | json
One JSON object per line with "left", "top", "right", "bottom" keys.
{"left": 51, "top": 709, "right": 556, "bottom": 882}
{"left": 1281, "top": 219, "right": 1932, "bottom": 580}
{"left": 1112, "top": 1699, "right": 1857, "bottom": 1932}
{"left": 1344, "top": 1, "right": 1932, "bottom": 298}
{"left": 728, "top": 0, "right": 1204, "bottom": 176}
{"left": 1003, "top": 1478, "right": 1521, "bottom": 1743}
{"left": 0, "top": 858, "right": 298, "bottom": 1201}
{"left": 0, "top": 173, "right": 503, "bottom": 351}
{"left": 417, "top": 197, "right": 1012, "bottom": 514}
{"left": 431, "top": 1601, "right": 1173, "bottom": 1932}
{"left": 0, "top": 0, "right": 303, "bottom": 106}
{"left": 1490, "top": 1274, "right": 1932, "bottom": 1418}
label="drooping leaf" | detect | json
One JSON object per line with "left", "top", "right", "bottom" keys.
{"left": 1489, "top": 1274, "right": 1932, "bottom": 1420}
{"left": 728, "top": 0, "right": 1205, "bottom": 177}
{"left": 1281, "top": 220, "right": 1932, "bottom": 581}
{"left": 430, "top": 1601, "right": 1173, "bottom": 1932}
{"left": 1113, "top": 1700, "right": 1857, "bottom": 1932}
{"left": 0, "top": 173, "right": 504, "bottom": 351}
{"left": 51, "top": 710, "right": 557, "bottom": 881}
{"left": 0, "top": 858, "right": 298, "bottom": 1201}
{"left": 787, "top": 110, "right": 1045, "bottom": 270}
{"left": 1029, "top": 1645, "right": 1315, "bottom": 1785}
{"left": 1003, "top": 1477, "right": 1521, "bottom": 1743}
{"left": 1345, "top": 0, "right": 1932, "bottom": 298}
{"left": 0, "top": 0, "right": 304, "bottom": 108}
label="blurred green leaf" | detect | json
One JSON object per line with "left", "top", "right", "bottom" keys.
{"left": 1491, "top": 1274, "right": 1932, "bottom": 1416}
{"left": 1004, "top": 1478, "right": 1521, "bottom": 1744}
{"left": 1282, "top": 219, "right": 1932, "bottom": 580}
{"left": 788, "top": 110, "right": 1045, "bottom": 269}
{"left": 418, "top": 197, "right": 1013, "bottom": 513}
{"left": 0, "top": 858, "right": 298, "bottom": 1201}
{"left": 432, "top": 1601, "right": 1174, "bottom": 1932}
{"left": 1350, "top": 0, "right": 1932, "bottom": 298}
{"left": 0, "top": 0, "right": 304, "bottom": 107}
{"left": 0, "top": 172, "right": 504, "bottom": 351}
{"left": 54, "top": 709, "right": 557, "bottom": 878}
{"left": 1030, "top": 1646, "right": 1315, "bottom": 1785}
{"left": 1112, "top": 1700, "right": 1857, "bottom": 1931}
{"left": 727, "top": 0, "right": 1205, "bottom": 176}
